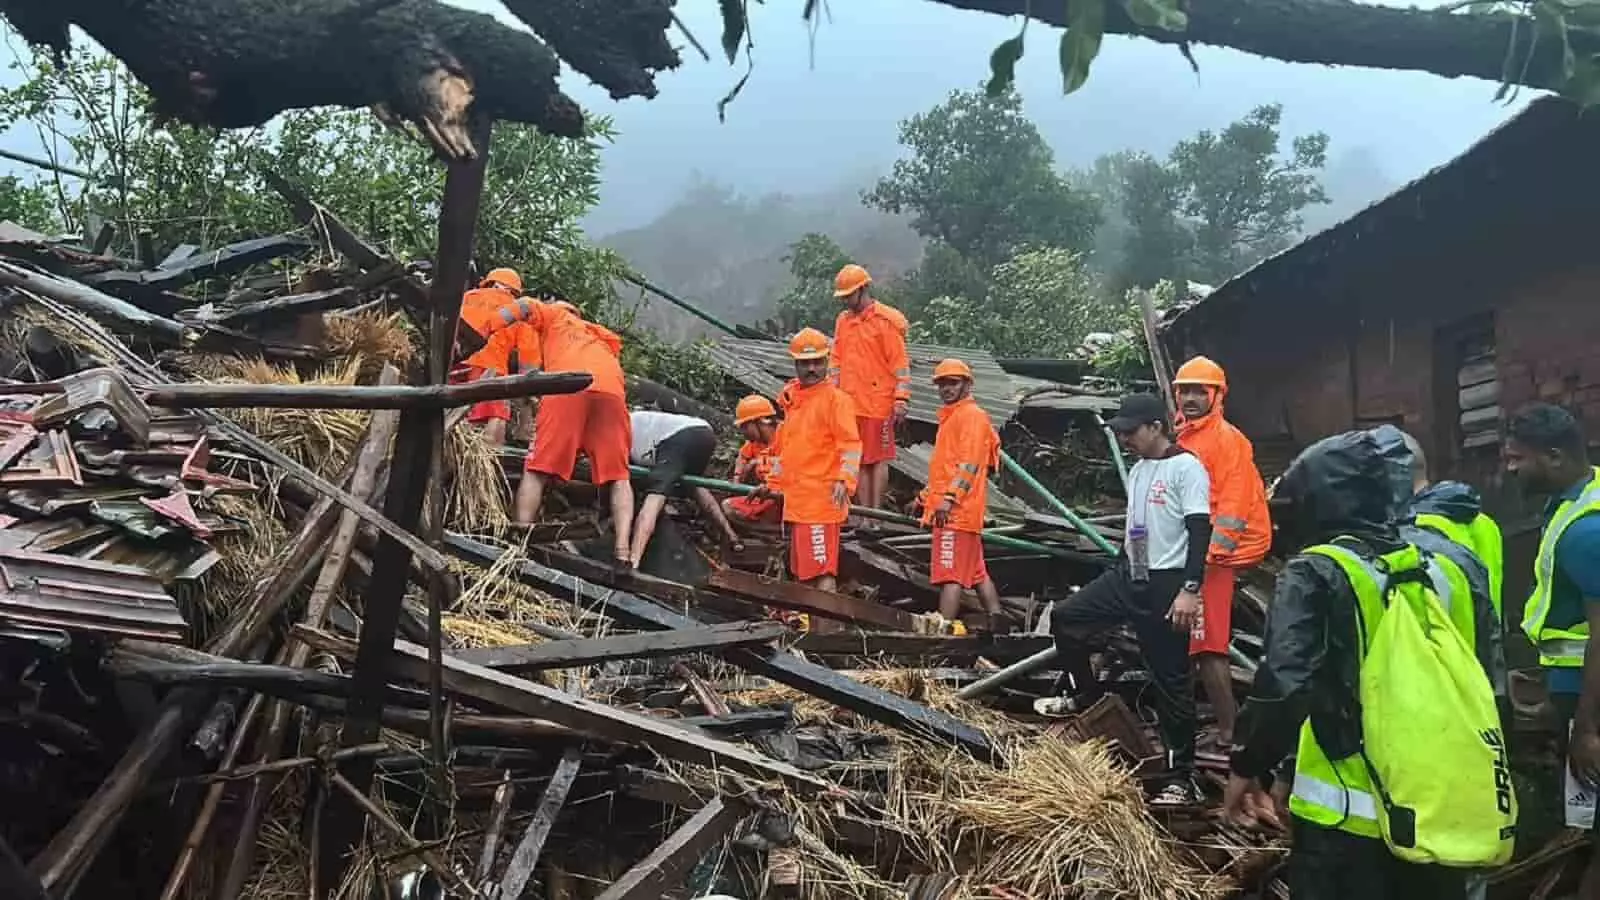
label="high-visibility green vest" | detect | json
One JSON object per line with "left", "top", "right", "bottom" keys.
{"left": 1415, "top": 511, "right": 1504, "bottom": 621}
{"left": 1289, "top": 541, "right": 1472, "bottom": 838}
{"left": 1522, "top": 467, "right": 1600, "bottom": 667}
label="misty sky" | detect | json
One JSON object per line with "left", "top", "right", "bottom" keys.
{"left": 454, "top": 0, "right": 1529, "bottom": 236}
{"left": 0, "top": 1, "right": 1531, "bottom": 239}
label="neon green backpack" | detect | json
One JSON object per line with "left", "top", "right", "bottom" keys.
{"left": 1313, "top": 543, "right": 1517, "bottom": 866}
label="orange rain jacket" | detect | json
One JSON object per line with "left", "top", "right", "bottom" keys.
{"left": 459, "top": 286, "right": 523, "bottom": 338}
{"left": 768, "top": 379, "right": 862, "bottom": 525}
{"left": 919, "top": 395, "right": 1000, "bottom": 533}
{"left": 1175, "top": 368, "right": 1272, "bottom": 567}
{"left": 831, "top": 300, "right": 912, "bottom": 420}
{"left": 734, "top": 440, "right": 776, "bottom": 484}
{"left": 468, "top": 301, "right": 626, "bottom": 397}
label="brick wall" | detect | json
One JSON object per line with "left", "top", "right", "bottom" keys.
{"left": 1498, "top": 264, "right": 1600, "bottom": 426}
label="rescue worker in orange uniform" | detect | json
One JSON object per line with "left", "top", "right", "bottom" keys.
{"left": 830, "top": 263, "right": 910, "bottom": 512}
{"left": 751, "top": 328, "right": 862, "bottom": 591}
{"left": 475, "top": 297, "right": 635, "bottom": 561}
{"left": 1173, "top": 355, "right": 1272, "bottom": 745}
{"left": 919, "top": 359, "right": 1005, "bottom": 632}
{"left": 724, "top": 394, "right": 783, "bottom": 530}
{"left": 453, "top": 267, "right": 532, "bottom": 445}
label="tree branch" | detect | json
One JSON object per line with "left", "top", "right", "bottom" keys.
{"left": 930, "top": 0, "right": 1572, "bottom": 91}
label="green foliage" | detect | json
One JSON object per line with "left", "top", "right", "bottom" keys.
{"left": 0, "top": 42, "right": 625, "bottom": 310}
{"left": 863, "top": 86, "right": 1100, "bottom": 270}
{"left": 911, "top": 246, "right": 1112, "bottom": 357}
{"left": 983, "top": 0, "right": 1187, "bottom": 97}
{"left": 0, "top": 36, "right": 736, "bottom": 402}
{"left": 773, "top": 231, "right": 853, "bottom": 332}
{"left": 1471, "top": 0, "right": 1600, "bottom": 106}
{"left": 1089, "top": 104, "right": 1329, "bottom": 288}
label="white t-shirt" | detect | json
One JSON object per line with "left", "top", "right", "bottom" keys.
{"left": 630, "top": 410, "right": 710, "bottom": 465}
{"left": 1125, "top": 451, "right": 1211, "bottom": 572}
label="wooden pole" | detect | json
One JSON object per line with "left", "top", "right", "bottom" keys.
{"left": 138, "top": 370, "right": 590, "bottom": 409}
{"left": 30, "top": 451, "right": 365, "bottom": 897}
{"left": 317, "top": 112, "right": 493, "bottom": 890}
{"left": 215, "top": 368, "right": 400, "bottom": 900}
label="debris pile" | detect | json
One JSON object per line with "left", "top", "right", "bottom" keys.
{"left": 8, "top": 194, "right": 1574, "bottom": 900}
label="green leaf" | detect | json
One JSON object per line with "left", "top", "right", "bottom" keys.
{"left": 719, "top": 0, "right": 747, "bottom": 63}
{"left": 717, "top": 63, "right": 755, "bottom": 122}
{"left": 986, "top": 33, "right": 1027, "bottom": 96}
{"left": 1121, "top": 0, "right": 1189, "bottom": 32}
{"left": 1059, "top": 0, "right": 1107, "bottom": 94}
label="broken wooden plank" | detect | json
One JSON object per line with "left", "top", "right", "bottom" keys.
{"left": 592, "top": 797, "right": 746, "bottom": 900}
{"left": 294, "top": 626, "right": 832, "bottom": 795}
{"left": 28, "top": 445, "right": 376, "bottom": 897}
{"left": 474, "top": 772, "right": 516, "bottom": 886}
{"left": 441, "top": 534, "right": 998, "bottom": 762}
{"left": 0, "top": 260, "right": 195, "bottom": 344}
{"left": 455, "top": 621, "right": 787, "bottom": 673}
{"left": 208, "top": 285, "right": 361, "bottom": 324}
{"left": 497, "top": 747, "right": 583, "bottom": 899}
{"left": 708, "top": 567, "right": 914, "bottom": 631}
{"left": 84, "top": 234, "right": 313, "bottom": 294}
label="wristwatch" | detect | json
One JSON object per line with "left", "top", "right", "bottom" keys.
{"left": 1182, "top": 579, "right": 1202, "bottom": 594}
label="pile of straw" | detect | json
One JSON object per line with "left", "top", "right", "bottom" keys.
{"left": 731, "top": 672, "right": 1225, "bottom": 900}
{"left": 321, "top": 311, "right": 416, "bottom": 378}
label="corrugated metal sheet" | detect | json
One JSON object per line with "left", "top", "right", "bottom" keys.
{"left": 0, "top": 548, "right": 187, "bottom": 643}
{"left": 705, "top": 338, "right": 1022, "bottom": 428}
{"left": 893, "top": 443, "right": 1030, "bottom": 520}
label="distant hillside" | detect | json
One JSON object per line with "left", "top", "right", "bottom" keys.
{"left": 1301, "top": 146, "right": 1401, "bottom": 235}
{"left": 601, "top": 176, "right": 923, "bottom": 341}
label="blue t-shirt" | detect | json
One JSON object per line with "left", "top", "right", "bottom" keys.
{"left": 1542, "top": 490, "right": 1600, "bottom": 695}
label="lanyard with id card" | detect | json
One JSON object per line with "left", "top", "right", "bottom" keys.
{"left": 1127, "top": 465, "right": 1152, "bottom": 583}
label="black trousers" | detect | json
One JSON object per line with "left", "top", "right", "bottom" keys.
{"left": 1289, "top": 819, "right": 1467, "bottom": 900}
{"left": 1049, "top": 567, "right": 1195, "bottom": 774}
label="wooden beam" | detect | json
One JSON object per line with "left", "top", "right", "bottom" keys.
{"left": 441, "top": 534, "right": 998, "bottom": 762}
{"left": 496, "top": 747, "right": 582, "bottom": 899}
{"left": 294, "top": 627, "right": 832, "bottom": 795}
{"left": 216, "top": 368, "right": 401, "bottom": 900}
{"left": 140, "top": 371, "right": 591, "bottom": 410}
{"left": 30, "top": 447, "right": 372, "bottom": 897}
{"left": 592, "top": 798, "right": 746, "bottom": 900}
{"left": 707, "top": 567, "right": 914, "bottom": 631}
{"left": 455, "top": 621, "right": 787, "bottom": 673}
{"left": 319, "top": 113, "right": 492, "bottom": 890}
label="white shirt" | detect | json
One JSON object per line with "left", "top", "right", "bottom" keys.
{"left": 1125, "top": 451, "right": 1211, "bottom": 572}
{"left": 630, "top": 410, "right": 710, "bottom": 465}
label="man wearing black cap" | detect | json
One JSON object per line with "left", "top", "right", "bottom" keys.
{"left": 1035, "top": 392, "right": 1213, "bottom": 806}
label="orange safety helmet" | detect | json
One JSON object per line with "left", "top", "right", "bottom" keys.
{"left": 734, "top": 394, "right": 778, "bottom": 425}
{"left": 480, "top": 267, "right": 523, "bottom": 293}
{"left": 833, "top": 263, "right": 872, "bottom": 298}
{"left": 932, "top": 358, "right": 974, "bottom": 382}
{"left": 788, "top": 327, "right": 831, "bottom": 360}
{"left": 1173, "top": 355, "right": 1227, "bottom": 391}
{"left": 547, "top": 299, "right": 580, "bottom": 316}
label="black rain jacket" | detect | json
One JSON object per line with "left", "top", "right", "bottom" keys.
{"left": 1230, "top": 430, "right": 1407, "bottom": 780}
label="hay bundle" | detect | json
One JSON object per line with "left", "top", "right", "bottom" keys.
{"left": 189, "top": 356, "right": 372, "bottom": 479}
{"left": 322, "top": 311, "right": 417, "bottom": 379}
